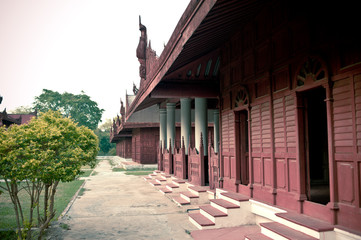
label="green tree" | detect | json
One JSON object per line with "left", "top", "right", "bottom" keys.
{"left": 33, "top": 89, "right": 104, "bottom": 130}
{"left": 95, "top": 118, "right": 116, "bottom": 156}
{"left": 9, "top": 105, "right": 34, "bottom": 114}
{"left": 0, "top": 110, "right": 99, "bottom": 239}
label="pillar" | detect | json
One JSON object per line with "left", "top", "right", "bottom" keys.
{"left": 181, "top": 98, "right": 191, "bottom": 154}
{"left": 213, "top": 110, "right": 219, "bottom": 153}
{"left": 159, "top": 109, "right": 167, "bottom": 149}
{"left": 195, "top": 98, "right": 208, "bottom": 156}
{"left": 166, "top": 103, "right": 176, "bottom": 152}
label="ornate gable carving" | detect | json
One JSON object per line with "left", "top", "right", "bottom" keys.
{"left": 234, "top": 86, "right": 250, "bottom": 108}
{"left": 295, "top": 56, "right": 328, "bottom": 87}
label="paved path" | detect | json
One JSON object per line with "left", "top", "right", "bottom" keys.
{"left": 46, "top": 157, "right": 196, "bottom": 240}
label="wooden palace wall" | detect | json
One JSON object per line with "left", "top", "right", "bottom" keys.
{"left": 132, "top": 128, "right": 160, "bottom": 164}
{"left": 116, "top": 138, "right": 132, "bottom": 159}
{"left": 218, "top": 0, "right": 361, "bottom": 230}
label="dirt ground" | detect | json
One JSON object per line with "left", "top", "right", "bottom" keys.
{"left": 45, "top": 157, "right": 197, "bottom": 240}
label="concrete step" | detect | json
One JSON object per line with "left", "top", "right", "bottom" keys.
{"left": 161, "top": 174, "right": 172, "bottom": 178}
{"left": 244, "top": 233, "right": 273, "bottom": 240}
{"left": 188, "top": 212, "right": 215, "bottom": 230}
{"left": 172, "top": 196, "right": 190, "bottom": 206}
{"left": 180, "top": 191, "right": 199, "bottom": 203}
{"left": 220, "top": 191, "right": 249, "bottom": 206}
{"left": 159, "top": 186, "right": 172, "bottom": 194}
{"left": 155, "top": 178, "right": 167, "bottom": 184}
{"left": 166, "top": 183, "right": 179, "bottom": 191}
{"left": 171, "top": 179, "right": 188, "bottom": 191}
{"left": 260, "top": 222, "right": 317, "bottom": 240}
{"left": 198, "top": 199, "right": 255, "bottom": 228}
{"left": 148, "top": 173, "right": 157, "bottom": 178}
{"left": 143, "top": 176, "right": 152, "bottom": 181}
{"left": 207, "top": 189, "right": 216, "bottom": 200}
{"left": 172, "top": 179, "right": 186, "bottom": 186}
{"left": 210, "top": 199, "right": 239, "bottom": 214}
{"left": 274, "top": 212, "right": 334, "bottom": 239}
{"left": 148, "top": 180, "right": 161, "bottom": 186}
{"left": 199, "top": 205, "right": 227, "bottom": 223}
{"left": 188, "top": 185, "right": 208, "bottom": 196}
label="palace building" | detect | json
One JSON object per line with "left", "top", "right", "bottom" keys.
{"left": 115, "top": 0, "right": 361, "bottom": 237}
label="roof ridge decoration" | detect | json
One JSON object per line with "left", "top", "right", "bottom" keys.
{"left": 135, "top": 16, "right": 158, "bottom": 95}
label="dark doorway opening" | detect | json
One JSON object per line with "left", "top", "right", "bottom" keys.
{"left": 302, "top": 87, "right": 330, "bottom": 205}
{"left": 236, "top": 110, "right": 249, "bottom": 185}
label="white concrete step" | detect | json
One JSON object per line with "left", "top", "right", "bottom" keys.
{"left": 260, "top": 222, "right": 317, "bottom": 240}
{"left": 273, "top": 212, "right": 334, "bottom": 240}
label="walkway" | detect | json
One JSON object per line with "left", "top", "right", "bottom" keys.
{"left": 46, "top": 157, "right": 197, "bottom": 240}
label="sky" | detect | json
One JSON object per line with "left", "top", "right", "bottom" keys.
{"left": 0, "top": 0, "right": 190, "bottom": 124}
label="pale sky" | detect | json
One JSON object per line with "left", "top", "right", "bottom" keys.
{"left": 0, "top": 0, "right": 190, "bottom": 124}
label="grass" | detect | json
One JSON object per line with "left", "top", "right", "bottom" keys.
{"left": 0, "top": 180, "right": 84, "bottom": 230}
{"left": 124, "top": 171, "right": 154, "bottom": 176}
{"left": 112, "top": 167, "right": 156, "bottom": 176}
{"left": 78, "top": 169, "right": 93, "bottom": 178}
{"left": 0, "top": 164, "right": 94, "bottom": 231}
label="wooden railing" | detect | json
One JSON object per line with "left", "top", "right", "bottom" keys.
{"left": 163, "top": 139, "right": 173, "bottom": 174}
{"left": 188, "top": 134, "right": 205, "bottom": 186}
{"left": 174, "top": 137, "right": 186, "bottom": 179}
{"left": 157, "top": 143, "right": 163, "bottom": 171}
{"left": 208, "top": 144, "right": 219, "bottom": 189}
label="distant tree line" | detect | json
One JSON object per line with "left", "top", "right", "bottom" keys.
{"left": 11, "top": 89, "right": 115, "bottom": 155}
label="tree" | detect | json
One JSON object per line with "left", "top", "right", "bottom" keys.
{"left": 94, "top": 118, "right": 116, "bottom": 156}
{"left": 33, "top": 89, "right": 104, "bottom": 130}
{"left": 0, "top": 110, "right": 99, "bottom": 239}
{"left": 9, "top": 105, "right": 34, "bottom": 114}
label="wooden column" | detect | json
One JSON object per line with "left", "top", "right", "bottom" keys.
{"left": 166, "top": 103, "right": 176, "bottom": 153}
{"left": 181, "top": 98, "right": 191, "bottom": 154}
{"left": 213, "top": 110, "right": 220, "bottom": 153}
{"left": 195, "top": 98, "right": 208, "bottom": 155}
{"left": 160, "top": 109, "right": 167, "bottom": 149}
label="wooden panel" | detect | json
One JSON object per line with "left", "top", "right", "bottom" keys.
{"left": 231, "top": 64, "right": 241, "bottom": 85}
{"left": 261, "top": 102, "right": 271, "bottom": 151}
{"left": 288, "top": 158, "right": 298, "bottom": 192}
{"left": 359, "top": 162, "right": 361, "bottom": 208}
{"left": 337, "top": 162, "right": 354, "bottom": 204}
{"left": 221, "top": 112, "right": 230, "bottom": 150}
{"left": 290, "top": 21, "right": 309, "bottom": 54}
{"left": 277, "top": 158, "right": 286, "bottom": 188}
{"left": 253, "top": 157, "right": 262, "bottom": 184}
{"left": 223, "top": 156, "right": 230, "bottom": 178}
{"left": 285, "top": 95, "right": 296, "bottom": 151}
{"left": 255, "top": 77, "right": 270, "bottom": 98}
{"left": 255, "top": 8, "right": 270, "bottom": 41}
{"left": 264, "top": 158, "right": 272, "bottom": 186}
{"left": 231, "top": 156, "right": 236, "bottom": 179}
{"left": 333, "top": 78, "right": 354, "bottom": 152}
{"left": 243, "top": 53, "right": 254, "bottom": 78}
{"left": 230, "top": 35, "right": 241, "bottom": 60}
{"left": 355, "top": 74, "right": 361, "bottom": 149}
{"left": 251, "top": 105, "right": 261, "bottom": 152}
{"left": 273, "top": 68, "right": 289, "bottom": 92}
{"left": 272, "top": 29, "right": 289, "bottom": 63}
{"left": 273, "top": 97, "right": 285, "bottom": 151}
{"left": 242, "top": 22, "right": 253, "bottom": 52}
{"left": 221, "top": 111, "right": 235, "bottom": 152}
{"left": 255, "top": 43, "right": 269, "bottom": 72}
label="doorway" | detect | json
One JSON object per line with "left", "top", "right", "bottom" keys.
{"left": 236, "top": 110, "right": 249, "bottom": 185}
{"left": 301, "top": 87, "right": 330, "bottom": 204}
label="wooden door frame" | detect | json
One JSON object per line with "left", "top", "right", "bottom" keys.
{"left": 234, "top": 107, "right": 250, "bottom": 186}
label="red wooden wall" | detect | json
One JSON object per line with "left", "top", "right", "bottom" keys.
{"left": 132, "top": 128, "right": 159, "bottom": 164}
{"left": 218, "top": 0, "right": 361, "bottom": 231}
{"left": 116, "top": 138, "right": 132, "bottom": 158}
